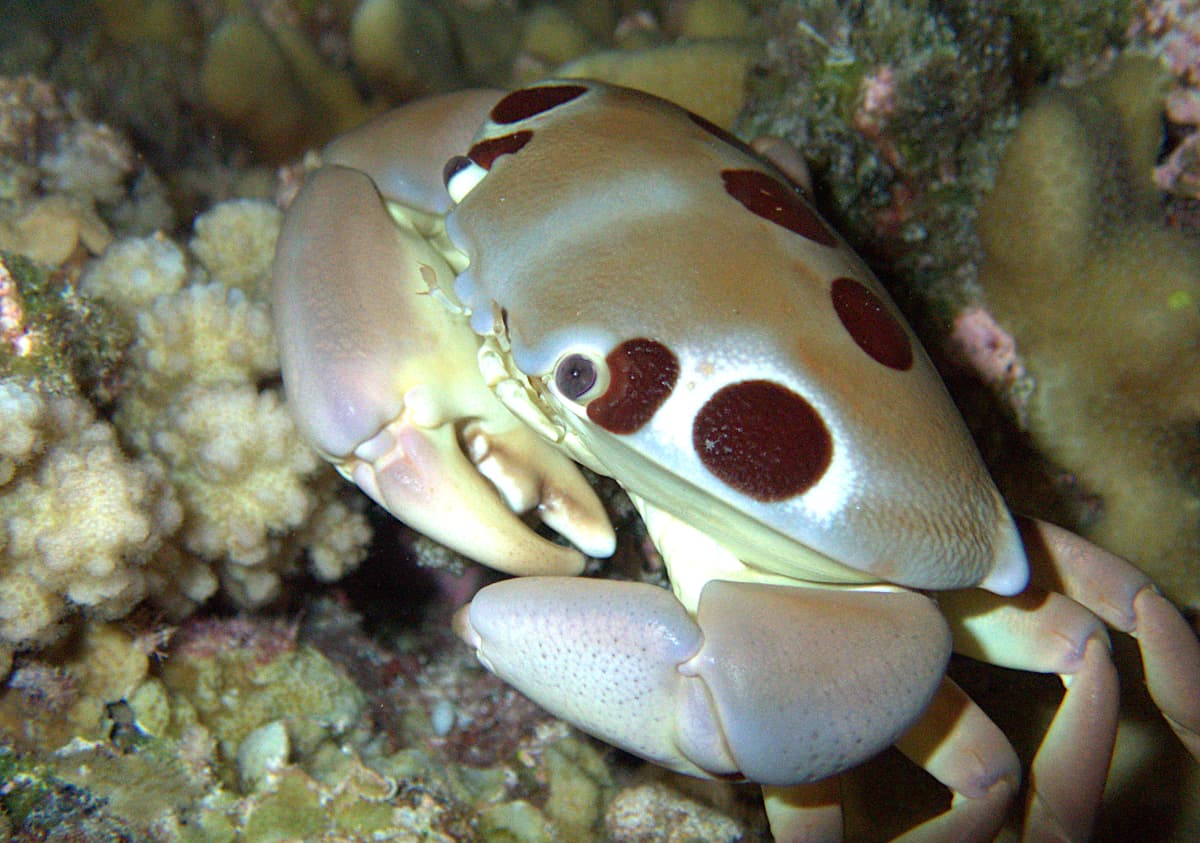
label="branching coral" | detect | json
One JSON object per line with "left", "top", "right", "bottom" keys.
{"left": 79, "top": 232, "right": 188, "bottom": 320}
{"left": 106, "top": 247, "right": 370, "bottom": 608}
{"left": 116, "top": 282, "right": 279, "bottom": 445}
{"left": 1, "top": 191, "right": 372, "bottom": 656}
{"left": 0, "top": 382, "right": 181, "bottom": 647}
{"left": 0, "top": 75, "right": 148, "bottom": 264}
{"left": 0, "top": 377, "right": 41, "bottom": 483}
{"left": 104, "top": 205, "right": 371, "bottom": 612}
{"left": 147, "top": 383, "right": 321, "bottom": 606}
{"left": 188, "top": 199, "right": 281, "bottom": 297}
{"left": 976, "top": 55, "right": 1200, "bottom": 608}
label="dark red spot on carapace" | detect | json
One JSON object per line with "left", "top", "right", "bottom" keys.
{"left": 693, "top": 380, "right": 833, "bottom": 501}
{"left": 587, "top": 339, "right": 679, "bottom": 435}
{"left": 721, "top": 169, "right": 837, "bottom": 247}
{"left": 468, "top": 130, "right": 532, "bottom": 170}
{"left": 830, "top": 277, "right": 914, "bottom": 371}
{"left": 491, "top": 84, "right": 588, "bottom": 124}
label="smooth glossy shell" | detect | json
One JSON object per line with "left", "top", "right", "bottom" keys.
{"left": 447, "top": 81, "right": 1026, "bottom": 594}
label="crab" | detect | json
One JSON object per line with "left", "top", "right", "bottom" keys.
{"left": 270, "top": 80, "right": 1200, "bottom": 841}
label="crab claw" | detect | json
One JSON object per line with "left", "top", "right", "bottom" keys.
{"left": 272, "top": 163, "right": 615, "bottom": 575}
{"left": 454, "top": 577, "right": 951, "bottom": 784}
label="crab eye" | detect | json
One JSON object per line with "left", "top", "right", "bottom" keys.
{"left": 555, "top": 353, "right": 601, "bottom": 402}
{"left": 444, "top": 155, "right": 486, "bottom": 203}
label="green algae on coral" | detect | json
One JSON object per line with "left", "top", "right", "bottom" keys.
{"left": 977, "top": 55, "right": 1200, "bottom": 608}
{"left": 0, "top": 250, "right": 130, "bottom": 400}
{"left": 157, "top": 620, "right": 366, "bottom": 774}
{"left": 1006, "top": 0, "right": 1133, "bottom": 79}
{"left": 0, "top": 744, "right": 145, "bottom": 841}
{"left": 741, "top": 0, "right": 1016, "bottom": 316}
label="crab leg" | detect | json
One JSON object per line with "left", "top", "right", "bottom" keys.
{"left": 891, "top": 678, "right": 1021, "bottom": 841}
{"left": 761, "top": 781, "right": 843, "bottom": 843}
{"left": 937, "top": 516, "right": 1200, "bottom": 839}
{"left": 272, "top": 163, "right": 614, "bottom": 575}
{"left": 1018, "top": 516, "right": 1200, "bottom": 758}
{"left": 765, "top": 678, "right": 1021, "bottom": 842}
{"left": 937, "top": 584, "right": 1116, "bottom": 839}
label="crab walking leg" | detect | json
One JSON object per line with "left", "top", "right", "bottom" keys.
{"left": 763, "top": 683, "right": 1020, "bottom": 843}
{"left": 761, "top": 781, "right": 843, "bottom": 843}
{"left": 272, "top": 165, "right": 615, "bottom": 575}
{"left": 1018, "top": 516, "right": 1200, "bottom": 758}
{"left": 937, "top": 585, "right": 1122, "bottom": 839}
{"left": 454, "top": 578, "right": 952, "bottom": 801}
{"left": 891, "top": 679, "right": 1020, "bottom": 841}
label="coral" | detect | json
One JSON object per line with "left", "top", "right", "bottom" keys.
{"left": 515, "top": 4, "right": 597, "bottom": 71}
{"left": 0, "top": 74, "right": 150, "bottom": 263}
{"left": 160, "top": 617, "right": 366, "bottom": 768}
{"left": 668, "top": 0, "right": 756, "bottom": 40}
{"left": 739, "top": 1, "right": 1145, "bottom": 336}
{"left": 604, "top": 782, "right": 744, "bottom": 842}
{"left": 0, "top": 194, "right": 113, "bottom": 266}
{"left": 739, "top": 0, "right": 1016, "bottom": 319}
{"left": 148, "top": 383, "right": 320, "bottom": 602}
{"left": 299, "top": 493, "right": 375, "bottom": 583}
{"left": 350, "top": 0, "right": 460, "bottom": 100}
{"left": 0, "top": 375, "right": 41, "bottom": 482}
{"left": 188, "top": 198, "right": 281, "bottom": 297}
{"left": 95, "top": 0, "right": 195, "bottom": 48}
{"left": 38, "top": 119, "right": 134, "bottom": 204}
{"left": 1131, "top": 2, "right": 1200, "bottom": 199}
{"left": 541, "top": 737, "right": 611, "bottom": 838}
{"left": 443, "top": 1, "right": 524, "bottom": 82}
{"left": 200, "top": 14, "right": 372, "bottom": 161}
{"left": 1, "top": 188, "right": 371, "bottom": 651}
{"left": 1006, "top": 0, "right": 1133, "bottom": 77}
{"left": 0, "top": 596, "right": 763, "bottom": 842}
{"left": 559, "top": 40, "right": 761, "bottom": 128}
{"left": 976, "top": 55, "right": 1200, "bottom": 607}
{"left": 0, "top": 621, "right": 160, "bottom": 751}
{"left": 118, "top": 283, "right": 277, "bottom": 424}
{"left": 0, "top": 745, "right": 148, "bottom": 842}
{"left": 110, "top": 243, "right": 369, "bottom": 608}
{"left": 0, "top": 250, "right": 132, "bottom": 400}
{"left": 0, "top": 383, "right": 181, "bottom": 647}
{"left": 79, "top": 232, "right": 189, "bottom": 320}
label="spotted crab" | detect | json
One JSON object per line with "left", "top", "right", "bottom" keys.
{"left": 271, "top": 80, "right": 1200, "bottom": 841}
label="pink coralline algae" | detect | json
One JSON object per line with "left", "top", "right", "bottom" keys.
{"left": 1136, "top": 0, "right": 1200, "bottom": 85}
{"left": 0, "top": 257, "right": 35, "bottom": 358}
{"left": 852, "top": 65, "right": 900, "bottom": 165}
{"left": 1132, "top": 1, "right": 1200, "bottom": 196}
{"left": 949, "top": 306, "right": 1026, "bottom": 392}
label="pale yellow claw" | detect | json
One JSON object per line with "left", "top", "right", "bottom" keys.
{"left": 272, "top": 154, "right": 613, "bottom": 577}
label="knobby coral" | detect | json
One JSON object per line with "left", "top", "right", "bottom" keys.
{"left": 0, "top": 384, "right": 181, "bottom": 648}
{"left": 976, "top": 55, "right": 1200, "bottom": 608}
{"left": 1, "top": 196, "right": 371, "bottom": 659}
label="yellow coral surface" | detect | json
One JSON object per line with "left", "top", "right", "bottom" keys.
{"left": 978, "top": 56, "right": 1200, "bottom": 607}
{"left": 1, "top": 198, "right": 371, "bottom": 656}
